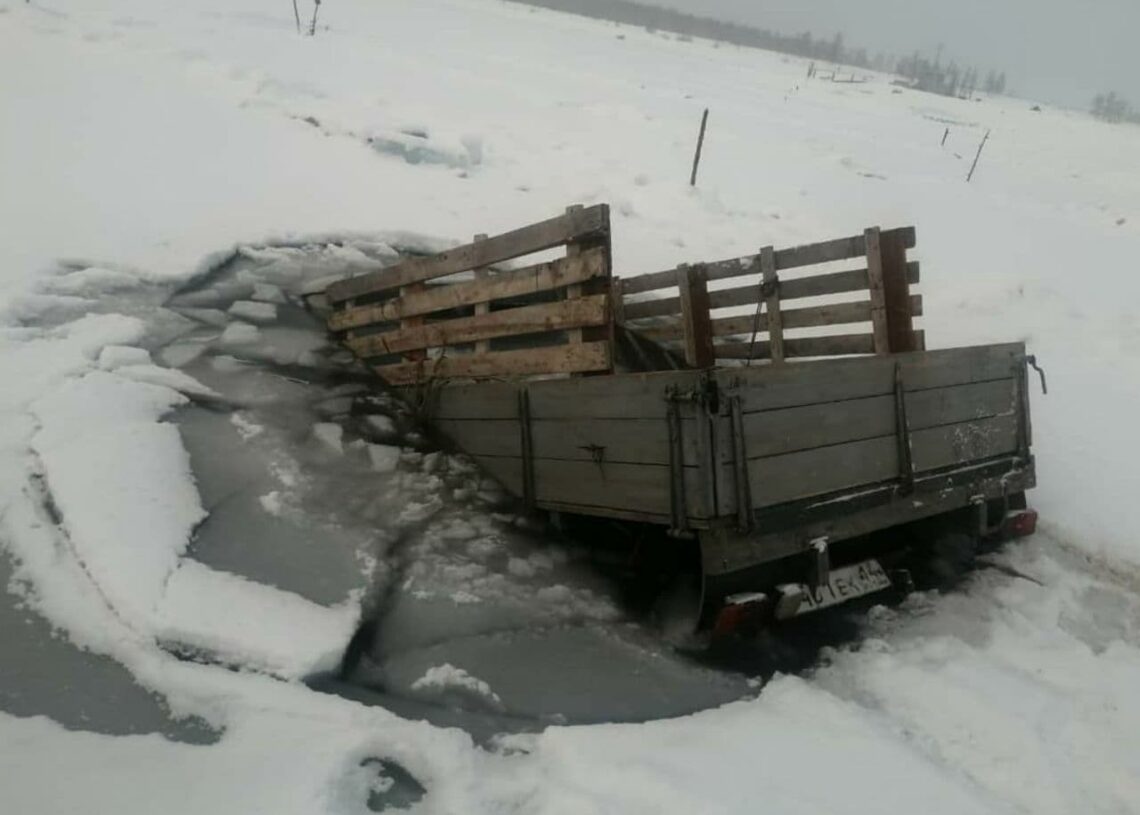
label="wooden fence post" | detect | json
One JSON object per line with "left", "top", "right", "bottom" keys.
{"left": 863, "top": 227, "right": 890, "bottom": 354}
{"left": 473, "top": 233, "right": 490, "bottom": 354}
{"left": 879, "top": 228, "right": 917, "bottom": 352}
{"left": 677, "top": 263, "right": 714, "bottom": 368}
{"left": 760, "top": 245, "right": 783, "bottom": 363}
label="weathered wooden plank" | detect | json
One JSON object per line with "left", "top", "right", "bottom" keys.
{"left": 347, "top": 295, "right": 609, "bottom": 357}
{"left": 531, "top": 417, "right": 697, "bottom": 466}
{"left": 376, "top": 341, "right": 611, "bottom": 386}
{"left": 715, "top": 333, "right": 876, "bottom": 360}
{"left": 677, "top": 264, "right": 714, "bottom": 368}
{"left": 434, "top": 416, "right": 702, "bottom": 466}
{"left": 775, "top": 226, "right": 915, "bottom": 271}
{"left": 471, "top": 454, "right": 526, "bottom": 497}
{"left": 622, "top": 261, "right": 920, "bottom": 321}
{"left": 737, "top": 378, "right": 1015, "bottom": 460}
{"left": 619, "top": 226, "right": 917, "bottom": 296}
{"left": 328, "top": 248, "right": 608, "bottom": 331}
{"left": 419, "top": 381, "right": 520, "bottom": 420}
{"left": 635, "top": 295, "right": 924, "bottom": 342}
{"left": 880, "top": 226, "right": 917, "bottom": 352}
{"left": 864, "top": 228, "right": 890, "bottom": 354}
{"left": 473, "top": 233, "right": 490, "bottom": 354}
{"left": 526, "top": 368, "right": 702, "bottom": 419}
{"left": 327, "top": 204, "right": 610, "bottom": 303}
{"left": 532, "top": 458, "right": 712, "bottom": 520}
{"left": 748, "top": 412, "right": 1018, "bottom": 508}
{"left": 717, "top": 343, "right": 1024, "bottom": 414}
{"left": 759, "top": 246, "right": 784, "bottom": 363}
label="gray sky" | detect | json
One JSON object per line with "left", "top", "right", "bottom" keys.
{"left": 652, "top": 0, "right": 1139, "bottom": 108}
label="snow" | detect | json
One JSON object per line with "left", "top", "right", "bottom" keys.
{"left": 3, "top": 0, "right": 1140, "bottom": 813}
{"left": 411, "top": 664, "right": 504, "bottom": 708}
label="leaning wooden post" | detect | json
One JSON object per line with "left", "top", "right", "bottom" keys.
{"left": 676, "top": 263, "right": 715, "bottom": 368}
{"left": 967, "top": 129, "right": 991, "bottom": 182}
{"left": 864, "top": 227, "right": 891, "bottom": 354}
{"left": 689, "top": 108, "right": 709, "bottom": 186}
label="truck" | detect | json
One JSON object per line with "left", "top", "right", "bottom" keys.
{"left": 313, "top": 203, "right": 1040, "bottom": 634}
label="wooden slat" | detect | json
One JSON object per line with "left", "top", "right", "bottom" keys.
{"left": 759, "top": 246, "right": 783, "bottom": 363}
{"left": 636, "top": 295, "right": 924, "bottom": 342}
{"left": 376, "top": 341, "right": 611, "bottom": 386}
{"left": 880, "top": 226, "right": 917, "bottom": 352}
{"left": 622, "top": 262, "right": 920, "bottom": 321}
{"left": 436, "top": 416, "right": 698, "bottom": 466}
{"left": 620, "top": 226, "right": 917, "bottom": 295}
{"left": 533, "top": 458, "right": 711, "bottom": 520}
{"left": 347, "top": 295, "right": 609, "bottom": 357}
{"left": 327, "top": 204, "right": 610, "bottom": 303}
{"left": 864, "top": 228, "right": 890, "bottom": 354}
{"left": 328, "top": 248, "right": 607, "bottom": 331}
{"left": 677, "top": 264, "right": 714, "bottom": 368}
{"left": 748, "top": 412, "right": 1017, "bottom": 508}
{"left": 527, "top": 368, "right": 702, "bottom": 419}
{"left": 737, "top": 378, "right": 1015, "bottom": 460}
{"left": 472, "top": 233, "right": 490, "bottom": 353}
{"left": 418, "top": 380, "right": 520, "bottom": 419}
{"left": 717, "top": 343, "right": 1024, "bottom": 414}
{"left": 716, "top": 333, "right": 877, "bottom": 360}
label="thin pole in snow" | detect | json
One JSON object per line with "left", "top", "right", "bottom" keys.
{"left": 967, "top": 129, "right": 991, "bottom": 182}
{"left": 941, "top": 127, "right": 949, "bottom": 147}
{"left": 690, "top": 108, "right": 709, "bottom": 186}
{"left": 292, "top": 0, "right": 301, "bottom": 34}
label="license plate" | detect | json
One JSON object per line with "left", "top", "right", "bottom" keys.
{"left": 791, "top": 559, "right": 892, "bottom": 616}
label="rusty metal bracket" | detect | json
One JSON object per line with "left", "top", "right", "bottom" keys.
{"left": 894, "top": 362, "right": 915, "bottom": 495}
{"left": 1026, "top": 354, "right": 1047, "bottom": 395}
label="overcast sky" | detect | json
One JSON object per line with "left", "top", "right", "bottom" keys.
{"left": 651, "top": 0, "right": 1138, "bottom": 108}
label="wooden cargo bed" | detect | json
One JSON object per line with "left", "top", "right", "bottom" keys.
{"left": 315, "top": 204, "right": 1036, "bottom": 590}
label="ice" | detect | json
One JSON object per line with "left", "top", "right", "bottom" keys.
{"left": 312, "top": 421, "right": 344, "bottom": 454}
{"left": 219, "top": 322, "right": 260, "bottom": 346}
{"left": 228, "top": 300, "right": 278, "bottom": 324}
{"left": 251, "top": 282, "right": 286, "bottom": 304}
{"left": 367, "top": 443, "right": 401, "bottom": 473}
{"left": 97, "top": 344, "right": 151, "bottom": 369}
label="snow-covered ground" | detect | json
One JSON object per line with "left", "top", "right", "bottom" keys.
{"left": 2, "top": 1, "right": 1140, "bottom": 812}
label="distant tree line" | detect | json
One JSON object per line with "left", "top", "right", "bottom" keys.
{"left": 1091, "top": 91, "right": 1140, "bottom": 124}
{"left": 509, "top": 0, "right": 1009, "bottom": 101}
{"left": 895, "top": 53, "right": 1006, "bottom": 99}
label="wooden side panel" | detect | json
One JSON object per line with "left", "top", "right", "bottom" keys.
{"left": 348, "top": 296, "right": 609, "bottom": 357}
{"left": 423, "top": 381, "right": 520, "bottom": 420}
{"left": 329, "top": 249, "right": 609, "bottom": 331}
{"left": 717, "top": 343, "right": 1024, "bottom": 413}
{"left": 377, "top": 342, "right": 611, "bottom": 386}
{"left": 526, "top": 369, "right": 701, "bottom": 418}
{"left": 736, "top": 378, "right": 1016, "bottom": 460}
{"left": 748, "top": 413, "right": 1018, "bottom": 508}
{"left": 532, "top": 459, "right": 711, "bottom": 520}
{"left": 635, "top": 296, "right": 924, "bottom": 343}
{"left": 622, "top": 262, "right": 920, "bottom": 321}
{"left": 327, "top": 204, "right": 610, "bottom": 302}
{"left": 619, "top": 226, "right": 916, "bottom": 296}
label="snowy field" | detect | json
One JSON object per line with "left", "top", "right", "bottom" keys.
{"left": 2, "top": 1, "right": 1140, "bottom": 812}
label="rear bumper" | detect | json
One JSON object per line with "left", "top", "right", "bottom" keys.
{"left": 701, "top": 455, "right": 1035, "bottom": 596}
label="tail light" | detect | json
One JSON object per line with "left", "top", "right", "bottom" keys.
{"left": 1002, "top": 508, "right": 1038, "bottom": 539}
